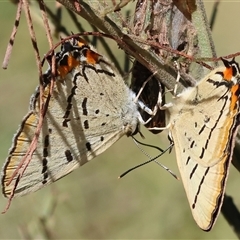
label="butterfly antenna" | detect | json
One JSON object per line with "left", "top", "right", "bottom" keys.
{"left": 132, "top": 135, "right": 165, "bottom": 153}
{"left": 119, "top": 138, "right": 178, "bottom": 179}
{"left": 132, "top": 137, "right": 175, "bottom": 174}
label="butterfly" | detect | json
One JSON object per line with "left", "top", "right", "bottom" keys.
{"left": 162, "top": 58, "right": 240, "bottom": 230}
{"left": 1, "top": 37, "right": 142, "bottom": 199}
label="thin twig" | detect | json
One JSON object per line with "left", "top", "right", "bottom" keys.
{"left": 37, "top": 0, "right": 54, "bottom": 49}
{"left": 23, "top": 0, "right": 42, "bottom": 76}
{"left": 2, "top": 0, "right": 23, "bottom": 69}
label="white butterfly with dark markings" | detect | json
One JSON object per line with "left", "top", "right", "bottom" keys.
{"left": 1, "top": 37, "right": 142, "bottom": 199}
{"left": 162, "top": 58, "right": 240, "bottom": 230}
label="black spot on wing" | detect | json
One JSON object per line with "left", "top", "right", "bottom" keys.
{"left": 84, "top": 120, "right": 89, "bottom": 129}
{"left": 42, "top": 173, "right": 48, "bottom": 184}
{"left": 86, "top": 142, "right": 91, "bottom": 151}
{"left": 42, "top": 158, "right": 48, "bottom": 185}
{"left": 72, "top": 85, "right": 77, "bottom": 95}
{"left": 190, "top": 163, "right": 198, "bottom": 179}
{"left": 198, "top": 124, "right": 206, "bottom": 135}
{"left": 192, "top": 167, "right": 210, "bottom": 209}
{"left": 63, "top": 119, "right": 70, "bottom": 127}
{"left": 190, "top": 141, "right": 195, "bottom": 148}
{"left": 41, "top": 158, "right": 48, "bottom": 174}
{"left": 43, "top": 147, "right": 48, "bottom": 158}
{"left": 42, "top": 131, "right": 51, "bottom": 184}
{"left": 73, "top": 72, "right": 81, "bottom": 85}
{"left": 199, "top": 147, "right": 205, "bottom": 159}
{"left": 44, "top": 135, "right": 49, "bottom": 148}
{"left": 65, "top": 149, "right": 73, "bottom": 162}
{"left": 63, "top": 108, "right": 70, "bottom": 118}
{"left": 62, "top": 76, "right": 79, "bottom": 127}
{"left": 82, "top": 97, "right": 88, "bottom": 116}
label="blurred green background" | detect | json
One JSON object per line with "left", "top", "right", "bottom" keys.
{"left": 0, "top": 1, "right": 240, "bottom": 239}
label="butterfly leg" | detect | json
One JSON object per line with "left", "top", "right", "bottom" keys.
{"left": 133, "top": 71, "right": 166, "bottom": 125}
{"left": 154, "top": 61, "right": 181, "bottom": 112}
{"left": 133, "top": 62, "right": 180, "bottom": 129}
{"left": 173, "top": 60, "right": 181, "bottom": 97}
{"left": 143, "top": 62, "right": 181, "bottom": 131}
{"left": 133, "top": 70, "right": 158, "bottom": 105}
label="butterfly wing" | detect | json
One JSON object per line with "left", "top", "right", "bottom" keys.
{"left": 169, "top": 66, "right": 240, "bottom": 230}
{"left": 1, "top": 48, "right": 139, "bottom": 198}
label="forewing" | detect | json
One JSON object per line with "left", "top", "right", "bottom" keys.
{"left": 2, "top": 56, "right": 136, "bottom": 198}
{"left": 169, "top": 70, "right": 240, "bottom": 230}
